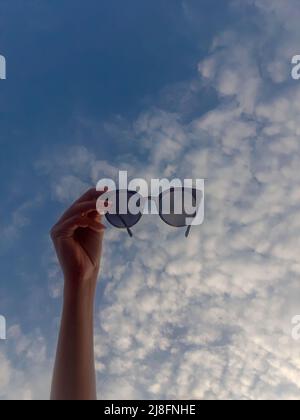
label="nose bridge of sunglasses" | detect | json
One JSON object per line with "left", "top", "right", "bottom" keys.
{"left": 137, "top": 192, "right": 186, "bottom": 216}
{"left": 140, "top": 196, "right": 160, "bottom": 215}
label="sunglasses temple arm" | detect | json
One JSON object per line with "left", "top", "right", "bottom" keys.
{"left": 185, "top": 225, "right": 192, "bottom": 238}
{"left": 118, "top": 215, "right": 133, "bottom": 238}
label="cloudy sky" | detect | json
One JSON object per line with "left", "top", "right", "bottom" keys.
{"left": 1, "top": 0, "right": 300, "bottom": 400}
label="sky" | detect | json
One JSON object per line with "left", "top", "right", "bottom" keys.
{"left": 1, "top": 0, "right": 300, "bottom": 400}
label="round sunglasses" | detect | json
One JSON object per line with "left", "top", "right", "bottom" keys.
{"left": 103, "top": 188, "right": 201, "bottom": 238}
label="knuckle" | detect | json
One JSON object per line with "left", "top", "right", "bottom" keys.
{"left": 87, "top": 187, "right": 96, "bottom": 195}
{"left": 50, "top": 225, "right": 58, "bottom": 239}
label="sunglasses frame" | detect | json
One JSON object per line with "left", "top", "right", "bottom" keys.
{"left": 104, "top": 188, "right": 201, "bottom": 238}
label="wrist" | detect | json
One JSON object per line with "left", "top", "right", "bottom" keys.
{"left": 63, "top": 276, "right": 97, "bottom": 306}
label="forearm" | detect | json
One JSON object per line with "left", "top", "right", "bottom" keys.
{"left": 51, "top": 281, "right": 97, "bottom": 400}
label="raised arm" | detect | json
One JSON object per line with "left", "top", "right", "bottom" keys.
{"left": 50, "top": 188, "right": 107, "bottom": 400}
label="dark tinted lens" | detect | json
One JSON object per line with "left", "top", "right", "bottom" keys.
{"left": 105, "top": 190, "right": 142, "bottom": 229}
{"left": 106, "top": 213, "right": 141, "bottom": 228}
{"left": 160, "top": 189, "right": 197, "bottom": 227}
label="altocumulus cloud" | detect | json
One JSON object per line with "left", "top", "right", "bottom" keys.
{"left": 91, "top": 0, "right": 300, "bottom": 399}
{"left": 0, "top": 326, "right": 51, "bottom": 400}
{"left": 2, "top": 0, "right": 300, "bottom": 400}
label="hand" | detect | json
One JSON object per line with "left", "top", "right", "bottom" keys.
{"left": 51, "top": 188, "right": 107, "bottom": 293}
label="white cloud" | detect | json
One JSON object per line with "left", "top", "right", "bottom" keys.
{"left": 0, "top": 326, "right": 51, "bottom": 400}
{"left": 90, "top": 0, "right": 300, "bottom": 399}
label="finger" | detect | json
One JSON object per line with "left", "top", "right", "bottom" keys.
{"left": 78, "top": 199, "right": 112, "bottom": 216}
{"left": 51, "top": 215, "right": 105, "bottom": 240}
{"left": 88, "top": 210, "right": 102, "bottom": 221}
{"left": 96, "top": 200, "right": 113, "bottom": 215}
{"left": 73, "top": 188, "right": 107, "bottom": 205}
{"left": 85, "top": 218, "right": 107, "bottom": 233}
{"left": 59, "top": 200, "right": 102, "bottom": 222}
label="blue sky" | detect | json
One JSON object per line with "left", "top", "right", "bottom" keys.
{"left": 1, "top": 0, "right": 300, "bottom": 400}
{"left": 0, "top": 0, "right": 230, "bottom": 336}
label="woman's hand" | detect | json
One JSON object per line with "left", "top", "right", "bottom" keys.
{"left": 50, "top": 188, "right": 107, "bottom": 294}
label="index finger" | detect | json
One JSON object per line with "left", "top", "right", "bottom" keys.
{"left": 73, "top": 188, "right": 106, "bottom": 205}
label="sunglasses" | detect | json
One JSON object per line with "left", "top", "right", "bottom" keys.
{"left": 103, "top": 188, "right": 202, "bottom": 238}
